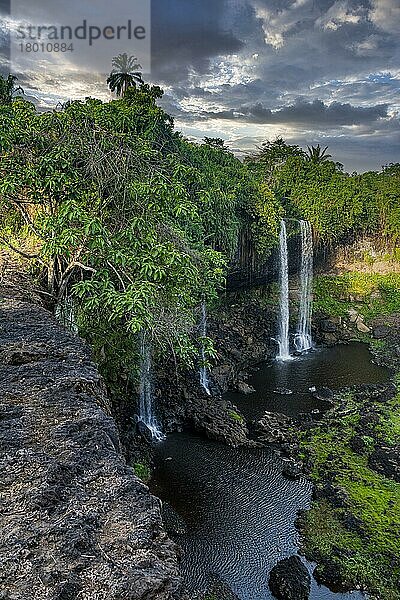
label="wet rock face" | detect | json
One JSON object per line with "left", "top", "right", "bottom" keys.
{"left": 0, "top": 299, "right": 183, "bottom": 600}
{"left": 373, "top": 325, "right": 390, "bottom": 339}
{"left": 255, "top": 411, "right": 293, "bottom": 444}
{"left": 186, "top": 394, "right": 249, "bottom": 447}
{"left": 269, "top": 556, "right": 311, "bottom": 600}
{"left": 369, "top": 446, "right": 400, "bottom": 482}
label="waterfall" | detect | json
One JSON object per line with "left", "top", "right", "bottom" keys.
{"left": 294, "top": 220, "right": 313, "bottom": 353}
{"left": 138, "top": 333, "right": 165, "bottom": 442}
{"left": 199, "top": 302, "right": 211, "bottom": 395}
{"left": 55, "top": 295, "right": 78, "bottom": 334}
{"left": 276, "top": 219, "right": 291, "bottom": 361}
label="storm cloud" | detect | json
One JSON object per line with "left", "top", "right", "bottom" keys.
{"left": 207, "top": 99, "right": 390, "bottom": 126}
{"left": 0, "top": 0, "right": 399, "bottom": 171}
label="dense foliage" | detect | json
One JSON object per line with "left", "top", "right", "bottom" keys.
{"left": 1, "top": 81, "right": 398, "bottom": 379}
{"left": 246, "top": 139, "right": 400, "bottom": 245}
{"left": 0, "top": 85, "right": 278, "bottom": 377}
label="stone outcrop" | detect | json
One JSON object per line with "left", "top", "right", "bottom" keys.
{"left": 269, "top": 556, "right": 311, "bottom": 600}
{"left": 0, "top": 299, "right": 183, "bottom": 600}
{"left": 156, "top": 293, "right": 276, "bottom": 446}
{"left": 186, "top": 393, "right": 249, "bottom": 447}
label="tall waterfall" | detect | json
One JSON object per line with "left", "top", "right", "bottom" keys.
{"left": 276, "top": 219, "right": 291, "bottom": 361}
{"left": 138, "top": 333, "right": 165, "bottom": 442}
{"left": 294, "top": 220, "right": 314, "bottom": 353}
{"left": 199, "top": 302, "right": 211, "bottom": 395}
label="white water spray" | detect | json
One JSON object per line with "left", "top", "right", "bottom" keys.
{"left": 199, "top": 302, "right": 211, "bottom": 395}
{"left": 294, "top": 220, "right": 313, "bottom": 353}
{"left": 138, "top": 333, "right": 165, "bottom": 442}
{"left": 276, "top": 219, "right": 291, "bottom": 361}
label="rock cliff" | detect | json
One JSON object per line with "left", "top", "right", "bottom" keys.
{"left": 0, "top": 298, "right": 183, "bottom": 600}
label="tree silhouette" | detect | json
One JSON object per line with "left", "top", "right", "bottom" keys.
{"left": 107, "top": 53, "right": 143, "bottom": 97}
{"left": 203, "top": 137, "right": 227, "bottom": 149}
{"left": 0, "top": 74, "right": 24, "bottom": 105}
{"left": 306, "top": 144, "right": 332, "bottom": 164}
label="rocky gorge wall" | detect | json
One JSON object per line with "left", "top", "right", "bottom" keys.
{"left": 0, "top": 298, "right": 184, "bottom": 600}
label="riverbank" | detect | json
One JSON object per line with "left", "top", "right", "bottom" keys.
{"left": 295, "top": 272, "right": 400, "bottom": 600}
{"left": 158, "top": 272, "right": 400, "bottom": 600}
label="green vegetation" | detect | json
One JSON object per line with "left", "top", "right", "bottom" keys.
{"left": 0, "top": 69, "right": 399, "bottom": 600}
{"left": 1, "top": 79, "right": 398, "bottom": 384}
{"left": 246, "top": 138, "right": 400, "bottom": 246}
{"left": 298, "top": 390, "right": 400, "bottom": 599}
{"left": 313, "top": 272, "right": 400, "bottom": 320}
{"left": 107, "top": 53, "right": 144, "bottom": 97}
{"left": 133, "top": 462, "right": 151, "bottom": 483}
{"left": 0, "top": 79, "right": 280, "bottom": 383}
{"left": 0, "top": 74, "right": 24, "bottom": 105}
{"left": 229, "top": 410, "right": 244, "bottom": 423}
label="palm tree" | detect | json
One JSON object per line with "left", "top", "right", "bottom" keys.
{"left": 0, "top": 74, "right": 24, "bottom": 105}
{"left": 306, "top": 144, "right": 332, "bottom": 164}
{"left": 107, "top": 54, "right": 143, "bottom": 97}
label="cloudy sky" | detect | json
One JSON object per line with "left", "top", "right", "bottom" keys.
{"left": 1, "top": 0, "right": 399, "bottom": 172}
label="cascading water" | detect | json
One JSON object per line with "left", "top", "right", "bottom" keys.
{"left": 199, "top": 302, "right": 211, "bottom": 395}
{"left": 276, "top": 219, "right": 291, "bottom": 361}
{"left": 55, "top": 294, "right": 78, "bottom": 334}
{"left": 294, "top": 220, "right": 314, "bottom": 353}
{"left": 138, "top": 333, "right": 165, "bottom": 442}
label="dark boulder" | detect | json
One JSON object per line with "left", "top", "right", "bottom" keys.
{"left": 320, "top": 319, "right": 338, "bottom": 333}
{"left": 203, "top": 575, "right": 241, "bottom": 600}
{"left": 372, "top": 325, "right": 390, "bottom": 339}
{"left": 237, "top": 380, "right": 256, "bottom": 394}
{"left": 187, "top": 396, "right": 248, "bottom": 447}
{"left": 368, "top": 446, "right": 400, "bottom": 482}
{"left": 273, "top": 387, "right": 293, "bottom": 395}
{"left": 313, "top": 560, "right": 350, "bottom": 593}
{"left": 269, "top": 555, "right": 311, "bottom": 600}
{"left": 312, "top": 387, "right": 334, "bottom": 402}
{"left": 255, "top": 411, "right": 293, "bottom": 445}
{"left": 282, "top": 461, "right": 302, "bottom": 480}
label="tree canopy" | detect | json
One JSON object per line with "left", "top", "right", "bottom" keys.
{"left": 0, "top": 84, "right": 279, "bottom": 378}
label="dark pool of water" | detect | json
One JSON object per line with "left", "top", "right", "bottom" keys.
{"left": 150, "top": 343, "right": 390, "bottom": 600}
{"left": 228, "top": 342, "right": 390, "bottom": 421}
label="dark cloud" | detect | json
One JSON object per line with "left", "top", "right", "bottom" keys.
{"left": 207, "top": 99, "right": 390, "bottom": 126}
{"left": 151, "top": 0, "right": 244, "bottom": 83}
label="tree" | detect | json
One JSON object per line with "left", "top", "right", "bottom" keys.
{"left": 106, "top": 53, "right": 143, "bottom": 97}
{"left": 0, "top": 74, "right": 24, "bottom": 105}
{"left": 306, "top": 144, "right": 332, "bottom": 164}
{"left": 245, "top": 137, "right": 305, "bottom": 185}
{"left": 203, "top": 137, "right": 227, "bottom": 150}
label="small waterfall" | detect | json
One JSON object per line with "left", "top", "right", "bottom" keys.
{"left": 276, "top": 219, "right": 291, "bottom": 361}
{"left": 199, "top": 302, "right": 211, "bottom": 395}
{"left": 294, "top": 220, "right": 314, "bottom": 353}
{"left": 55, "top": 294, "right": 78, "bottom": 334}
{"left": 138, "top": 333, "right": 165, "bottom": 442}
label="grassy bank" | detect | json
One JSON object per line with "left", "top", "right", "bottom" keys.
{"left": 313, "top": 272, "right": 400, "bottom": 320}
{"left": 297, "top": 271, "right": 400, "bottom": 599}
{"left": 298, "top": 387, "right": 400, "bottom": 599}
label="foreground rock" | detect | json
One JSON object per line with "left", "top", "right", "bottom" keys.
{"left": 269, "top": 556, "right": 311, "bottom": 600}
{"left": 0, "top": 299, "right": 183, "bottom": 600}
{"left": 255, "top": 411, "right": 294, "bottom": 445}
{"left": 186, "top": 394, "right": 249, "bottom": 447}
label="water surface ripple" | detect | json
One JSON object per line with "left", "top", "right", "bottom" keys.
{"left": 151, "top": 343, "right": 390, "bottom": 599}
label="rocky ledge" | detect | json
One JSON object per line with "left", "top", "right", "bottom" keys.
{"left": 269, "top": 556, "right": 311, "bottom": 600}
{"left": 0, "top": 299, "right": 183, "bottom": 600}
